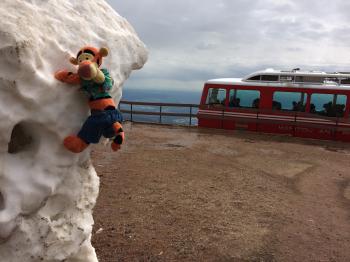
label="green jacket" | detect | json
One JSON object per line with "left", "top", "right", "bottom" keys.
{"left": 81, "top": 68, "right": 114, "bottom": 100}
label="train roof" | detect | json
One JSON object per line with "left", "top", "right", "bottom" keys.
{"left": 206, "top": 68, "right": 350, "bottom": 90}
{"left": 243, "top": 68, "right": 350, "bottom": 79}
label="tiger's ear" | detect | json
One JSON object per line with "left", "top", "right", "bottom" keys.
{"left": 99, "top": 47, "right": 109, "bottom": 57}
{"left": 69, "top": 57, "right": 78, "bottom": 65}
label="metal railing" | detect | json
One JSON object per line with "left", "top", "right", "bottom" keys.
{"left": 119, "top": 100, "right": 199, "bottom": 126}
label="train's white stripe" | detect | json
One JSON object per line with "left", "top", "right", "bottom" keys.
{"left": 199, "top": 111, "right": 293, "bottom": 121}
{"left": 199, "top": 110, "right": 258, "bottom": 117}
{"left": 225, "top": 112, "right": 256, "bottom": 118}
{"left": 298, "top": 120, "right": 334, "bottom": 124}
{"left": 297, "top": 117, "right": 333, "bottom": 122}
{"left": 199, "top": 110, "right": 343, "bottom": 124}
{"left": 227, "top": 115, "right": 257, "bottom": 119}
{"left": 258, "top": 117, "right": 293, "bottom": 122}
{"left": 198, "top": 110, "right": 222, "bottom": 115}
{"left": 225, "top": 112, "right": 257, "bottom": 117}
{"left": 199, "top": 110, "right": 338, "bottom": 123}
{"left": 198, "top": 111, "right": 347, "bottom": 126}
{"left": 259, "top": 114, "right": 295, "bottom": 120}
{"left": 295, "top": 120, "right": 336, "bottom": 126}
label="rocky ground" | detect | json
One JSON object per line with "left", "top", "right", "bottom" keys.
{"left": 91, "top": 122, "right": 350, "bottom": 262}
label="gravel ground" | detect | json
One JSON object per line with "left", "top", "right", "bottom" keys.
{"left": 91, "top": 122, "right": 350, "bottom": 262}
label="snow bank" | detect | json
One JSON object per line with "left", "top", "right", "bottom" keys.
{"left": 0, "top": 0, "right": 147, "bottom": 261}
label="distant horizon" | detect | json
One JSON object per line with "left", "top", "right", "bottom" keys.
{"left": 121, "top": 86, "right": 201, "bottom": 106}
{"left": 122, "top": 85, "right": 203, "bottom": 92}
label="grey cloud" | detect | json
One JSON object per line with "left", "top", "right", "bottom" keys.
{"left": 195, "top": 42, "right": 217, "bottom": 50}
{"left": 330, "top": 26, "right": 350, "bottom": 42}
{"left": 107, "top": 0, "right": 350, "bottom": 90}
{"left": 260, "top": 18, "right": 328, "bottom": 41}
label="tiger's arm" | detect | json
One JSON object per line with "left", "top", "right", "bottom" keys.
{"left": 100, "top": 69, "right": 114, "bottom": 91}
{"left": 54, "top": 70, "right": 81, "bottom": 85}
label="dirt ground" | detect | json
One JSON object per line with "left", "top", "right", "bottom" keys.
{"left": 91, "top": 122, "right": 350, "bottom": 262}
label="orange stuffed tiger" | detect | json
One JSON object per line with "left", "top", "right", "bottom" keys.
{"left": 55, "top": 46, "right": 124, "bottom": 153}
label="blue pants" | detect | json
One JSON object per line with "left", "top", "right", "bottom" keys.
{"left": 78, "top": 109, "right": 123, "bottom": 144}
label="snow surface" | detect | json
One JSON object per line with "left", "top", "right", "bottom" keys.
{"left": 0, "top": 0, "right": 147, "bottom": 261}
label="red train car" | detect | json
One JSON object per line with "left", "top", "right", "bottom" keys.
{"left": 198, "top": 69, "right": 350, "bottom": 142}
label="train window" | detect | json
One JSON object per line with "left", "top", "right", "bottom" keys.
{"left": 340, "top": 78, "right": 350, "bottom": 85}
{"left": 206, "top": 88, "right": 227, "bottom": 106}
{"left": 310, "top": 94, "right": 346, "bottom": 117}
{"left": 247, "top": 75, "right": 260, "bottom": 81}
{"left": 229, "top": 89, "right": 260, "bottom": 108}
{"left": 261, "top": 75, "right": 278, "bottom": 81}
{"left": 280, "top": 75, "right": 294, "bottom": 82}
{"left": 273, "top": 92, "right": 306, "bottom": 111}
{"left": 295, "top": 76, "right": 323, "bottom": 83}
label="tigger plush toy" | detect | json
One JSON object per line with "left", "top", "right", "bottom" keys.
{"left": 55, "top": 46, "right": 124, "bottom": 153}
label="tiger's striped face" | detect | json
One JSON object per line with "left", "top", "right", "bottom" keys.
{"left": 70, "top": 46, "right": 108, "bottom": 67}
{"left": 76, "top": 47, "right": 102, "bottom": 67}
{"left": 77, "top": 52, "right": 95, "bottom": 64}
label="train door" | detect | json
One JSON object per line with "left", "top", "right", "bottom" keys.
{"left": 295, "top": 93, "right": 345, "bottom": 140}
{"left": 258, "top": 90, "right": 307, "bottom": 136}
{"left": 333, "top": 94, "right": 350, "bottom": 141}
{"left": 225, "top": 88, "right": 260, "bottom": 131}
{"left": 198, "top": 86, "right": 228, "bottom": 129}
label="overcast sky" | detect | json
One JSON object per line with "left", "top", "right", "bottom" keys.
{"left": 106, "top": 0, "right": 350, "bottom": 91}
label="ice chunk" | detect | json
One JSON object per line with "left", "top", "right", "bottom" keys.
{"left": 0, "top": 0, "right": 147, "bottom": 261}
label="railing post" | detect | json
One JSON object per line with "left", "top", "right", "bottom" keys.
{"left": 335, "top": 117, "right": 339, "bottom": 140}
{"left": 159, "top": 106, "right": 162, "bottom": 124}
{"left": 130, "top": 103, "right": 133, "bottom": 122}
{"left": 221, "top": 109, "right": 224, "bottom": 129}
{"left": 189, "top": 106, "right": 192, "bottom": 126}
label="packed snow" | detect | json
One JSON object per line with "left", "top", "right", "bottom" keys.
{"left": 0, "top": 0, "right": 147, "bottom": 261}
